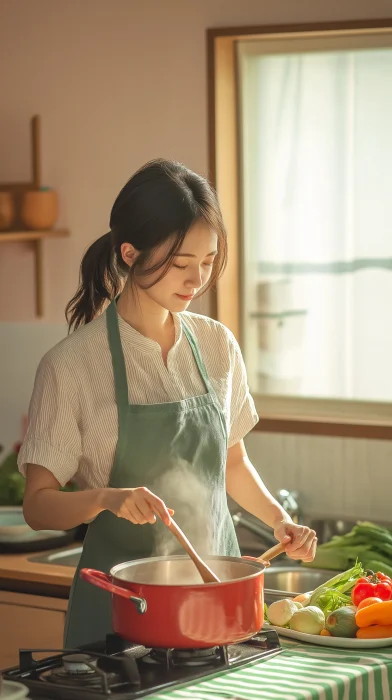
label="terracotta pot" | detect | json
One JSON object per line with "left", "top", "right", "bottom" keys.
{"left": 0, "top": 191, "right": 15, "bottom": 231}
{"left": 21, "top": 189, "right": 58, "bottom": 230}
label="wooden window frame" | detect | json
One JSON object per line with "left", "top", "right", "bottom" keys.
{"left": 207, "top": 18, "right": 392, "bottom": 440}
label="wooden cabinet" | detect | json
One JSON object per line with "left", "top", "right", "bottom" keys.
{"left": 0, "top": 590, "right": 68, "bottom": 669}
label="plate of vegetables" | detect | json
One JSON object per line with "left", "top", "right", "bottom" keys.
{"left": 263, "top": 562, "right": 392, "bottom": 648}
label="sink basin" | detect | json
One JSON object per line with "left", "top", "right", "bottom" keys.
{"left": 29, "top": 546, "right": 83, "bottom": 567}
{"left": 263, "top": 565, "right": 333, "bottom": 604}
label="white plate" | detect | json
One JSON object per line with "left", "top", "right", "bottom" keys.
{"left": 0, "top": 506, "right": 67, "bottom": 543}
{"left": 0, "top": 506, "right": 31, "bottom": 538}
{"left": 0, "top": 678, "right": 30, "bottom": 698}
{"left": 263, "top": 623, "right": 392, "bottom": 649}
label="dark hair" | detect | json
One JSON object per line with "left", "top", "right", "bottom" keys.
{"left": 66, "top": 158, "right": 227, "bottom": 331}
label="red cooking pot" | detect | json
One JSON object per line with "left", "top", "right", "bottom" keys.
{"left": 80, "top": 554, "right": 266, "bottom": 648}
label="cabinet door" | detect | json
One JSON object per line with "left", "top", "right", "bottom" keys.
{"left": 0, "top": 591, "right": 67, "bottom": 669}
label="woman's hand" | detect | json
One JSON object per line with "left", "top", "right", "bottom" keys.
{"left": 273, "top": 520, "right": 318, "bottom": 562}
{"left": 103, "top": 486, "right": 172, "bottom": 526}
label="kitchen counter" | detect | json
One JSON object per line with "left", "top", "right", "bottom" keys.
{"left": 0, "top": 545, "right": 75, "bottom": 596}
{"left": 149, "top": 639, "right": 392, "bottom": 700}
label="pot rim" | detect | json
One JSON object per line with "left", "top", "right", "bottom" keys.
{"left": 110, "top": 553, "right": 265, "bottom": 586}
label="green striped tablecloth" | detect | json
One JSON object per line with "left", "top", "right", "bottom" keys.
{"left": 147, "top": 639, "right": 392, "bottom": 700}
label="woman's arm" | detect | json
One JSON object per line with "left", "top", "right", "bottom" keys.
{"left": 23, "top": 464, "right": 172, "bottom": 530}
{"left": 226, "top": 440, "right": 317, "bottom": 561}
{"left": 225, "top": 441, "right": 289, "bottom": 528}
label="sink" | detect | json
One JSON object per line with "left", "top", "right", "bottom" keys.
{"left": 29, "top": 545, "right": 83, "bottom": 567}
{"left": 263, "top": 565, "right": 333, "bottom": 604}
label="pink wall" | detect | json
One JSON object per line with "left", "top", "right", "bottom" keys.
{"left": 1, "top": 0, "right": 391, "bottom": 321}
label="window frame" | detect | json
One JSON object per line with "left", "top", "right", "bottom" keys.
{"left": 207, "top": 18, "right": 392, "bottom": 440}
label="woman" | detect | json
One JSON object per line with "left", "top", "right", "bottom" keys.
{"left": 19, "top": 159, "right": 317, "bottom": 648}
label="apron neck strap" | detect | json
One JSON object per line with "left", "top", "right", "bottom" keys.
{"left": 106, "top": 300, "right": 217, "bottom": 407}
{"left": 106, "top": 299, "right": 130, "bottom": 408}
{"left": 181, "top": 319, "right": 215, "bottom": 395}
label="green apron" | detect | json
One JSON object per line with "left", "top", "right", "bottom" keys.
{"left": 64, "top": 299, "right": 240, "bottom": 648}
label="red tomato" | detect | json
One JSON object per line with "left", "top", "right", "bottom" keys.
{"left": 356, "top": 597, "right": 383, "bottom": 611}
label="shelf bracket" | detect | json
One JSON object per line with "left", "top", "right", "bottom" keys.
{"left": 34, "top": 238, "right": 44, "bottom": 317}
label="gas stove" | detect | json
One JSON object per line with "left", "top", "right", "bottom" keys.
{"left": 3, "top": 630, "right": 282, "bottom": 699}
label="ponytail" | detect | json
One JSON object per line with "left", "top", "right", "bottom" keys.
{"left": 65, "top": 232, "right": 124, "bottom": 332}
{"left": 66, "top": 158, "right": 228, "bottom": 333}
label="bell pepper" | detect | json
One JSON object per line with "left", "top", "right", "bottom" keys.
{"left": 357, "top": 625, "right": 392, "bottom": 639}
{"left": 376, "top": 572, "right": 392, "bottom": 585}
{"left": 351, "top": 574, "right": 392, "bottom": 606}
{"left": 356, "top": 600, "right": 392, "bottom": 628}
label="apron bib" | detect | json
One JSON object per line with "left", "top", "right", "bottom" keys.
{"left": 64, "top": 300, "right": 239, "bottom": 648}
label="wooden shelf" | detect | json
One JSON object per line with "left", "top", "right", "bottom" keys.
{"left": 0, "top": 229, "right": 69, "bottom": 243}
{"left": 0, "top": 116, "right": 71, "bottom": 318}
{"left": 0, "top": 228, "right": 70, "bottom": 317}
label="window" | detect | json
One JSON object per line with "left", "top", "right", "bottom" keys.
{"left": 238, "top": 32, "right": 392, "bottom": 405}
{"left": 208, "top": 22, "right": 392, "bottom": 433}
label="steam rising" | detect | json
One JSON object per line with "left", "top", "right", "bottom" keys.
{"left": 152, "top": 459, "right": 212, "bottom": 558}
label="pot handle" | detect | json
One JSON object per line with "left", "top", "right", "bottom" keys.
{"left": 80, "top": 568, "right": 147, "bottom": 614}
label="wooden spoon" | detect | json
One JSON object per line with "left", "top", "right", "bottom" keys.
{"left": 255, "top": 541, "right": 287, "bottom": 565}
{"left": 165, "top": 517, "right": 221, "bottom": 584}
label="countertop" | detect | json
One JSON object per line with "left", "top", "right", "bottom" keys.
{"left": 0, "top": 545, "right": 76, "bottom": 591}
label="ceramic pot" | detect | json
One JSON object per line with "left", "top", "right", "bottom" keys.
{"left": 0, "top": 192, "right": 15, "bottom": 231}
{"left": 81, "top": 554, "right": 266, "bottom": 648}
{"left": 21, "top": 188, "right": 58, "bottom": 230}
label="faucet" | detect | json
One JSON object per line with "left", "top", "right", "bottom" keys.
{"left": 232, "top": 512, "right": 277, "bottom": 547}
{"left": 232, "top": 490, "right": 302, "bottom": 550}
{"left": 276, "top": 489, "right": 302, "bottom": 524}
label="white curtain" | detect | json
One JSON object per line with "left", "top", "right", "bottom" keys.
{"left": 240, "top": 47, "right": 392, "bottom": 402}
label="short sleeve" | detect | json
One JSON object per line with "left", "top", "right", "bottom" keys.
{"left": 227, "top": 332, "right": 259, "bottom": 448}
{"left": 17, "top": 350, "right": 82, "bottom": 487}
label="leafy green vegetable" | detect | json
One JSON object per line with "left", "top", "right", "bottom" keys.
{"left": 264, "top": 603, "right": 270, "bottom": 624}
{"left": 362, "top": 560, "right": 392, "bottom": 578}
{"left": 309, "top": 586, "right": 351, "bottom": 616}
{"left": 305, "top": 521, "right": 392, "bottom": 573}
{"left": 0, "top": 447, "right": 78, "bottom": 506}
{"left": 0, "top": 451, "right": 25, "bottom": 505}
{"left": 309, "top": 561, "right": 365, "bottom": 603}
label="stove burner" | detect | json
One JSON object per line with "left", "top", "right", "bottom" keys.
{"left": 42, "top": 654, "right": 122, "bottom": 690}
{"left": 150, "top": 646, "right": 219, "bottom": 667}
{"left": 145, "top": 645, "right": 240, "bottom": 668}
{"left": 62, "top": 653, "right": 98, "bottom": 674}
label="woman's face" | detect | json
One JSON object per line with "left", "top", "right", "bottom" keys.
{"left": 134, "top": 220, "right": 218, "bottom": 312}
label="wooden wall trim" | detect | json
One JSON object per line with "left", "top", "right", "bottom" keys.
{"left": 207, "top": 28, "right": 218, "bottom": 321}
{"left": 207, "top": 18, "right": 392, "bottom": 41}
{"left": 254, "top": 417, "right": 392, "bottom": 440}
{"left": 207, "top": 35, "right": 240, "bottom": 339}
